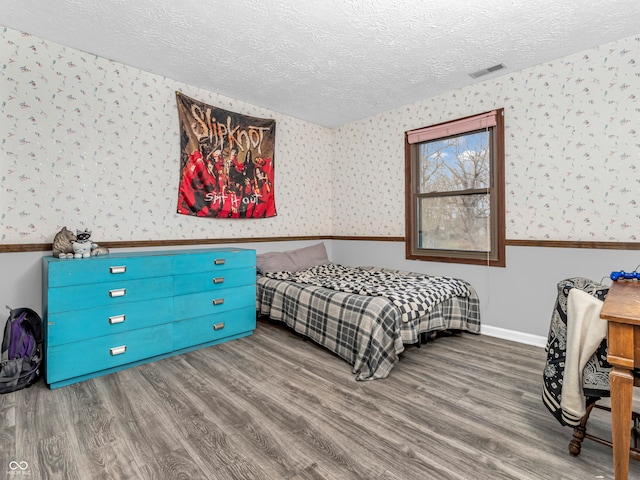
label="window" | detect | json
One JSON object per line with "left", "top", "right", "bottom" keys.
{"left": 405, "top": 109, "right": 505, "bottom": 266}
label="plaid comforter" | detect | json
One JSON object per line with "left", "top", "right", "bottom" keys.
{"left": 256, "top": 265, "right": 481, "bottom": 381}
{"left": 264, "top": 264, "right": 471, "bottom": 323}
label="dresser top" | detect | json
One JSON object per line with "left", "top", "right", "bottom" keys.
{"left": 43, "top": 247, "right": 255, "bottom": 263}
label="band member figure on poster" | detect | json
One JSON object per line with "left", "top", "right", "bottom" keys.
{"left": 253, "top": 156, "right": 276, "bottom": 218}
{"left": 175, "top": 92, "right": 277, "bottom": 219}
{"left": 177, "top": 148, "right": 218, "bottom": 217}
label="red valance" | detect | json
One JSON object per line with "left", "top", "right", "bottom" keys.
{"left": 407, "top": 110, "right": 497, "bottom": 144}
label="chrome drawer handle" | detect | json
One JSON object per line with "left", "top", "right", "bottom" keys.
{"left": 214, "top": 258, "right": 226, "bottom": 265}
{"left": 108, "top": 314, "right": 126, "bottom": 325}
{"left": 213, "top": 322, "right": 225, "bottom": 331}
{"left": 110, "top": 266, "right": 127, "bottom": 274}
{"left": 212, "top": 298, "right": 224, "bottom": 306}
{"left": 109, "top": 288, "right": 126, "bottom": 298}
{"left": 212, "top": 277, "right": 224, "bottom": 284}
{"left": 110, "top": 345, "right": 127, "bottom": 356}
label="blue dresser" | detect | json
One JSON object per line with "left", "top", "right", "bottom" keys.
{"left": 42, "top": 248, "right": 256, "bottom": 388}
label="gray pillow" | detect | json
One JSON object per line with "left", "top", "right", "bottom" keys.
{"left": 256, "top": 242, "right": 329, "bottom": 274}
{"left": 286, "top": 242, "right": 329, "bottom": 271}
{"left": 256, "top": 251, "right": 298, "bottom": 274}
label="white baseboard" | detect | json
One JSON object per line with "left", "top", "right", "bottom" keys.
{"left": 480, "top": 325, "right": 547, "bottom": 348}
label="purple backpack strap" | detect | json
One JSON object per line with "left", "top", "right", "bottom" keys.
{"left": 8, "top": 311, "right": 30, "bottom": 360}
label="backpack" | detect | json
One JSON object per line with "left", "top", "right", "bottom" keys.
{"left": 0, "top": 306, "right": 43, "bottom": 394}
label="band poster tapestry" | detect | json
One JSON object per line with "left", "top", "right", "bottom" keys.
{"left": 176, "top": 92, "right": 276, "bottom": 218}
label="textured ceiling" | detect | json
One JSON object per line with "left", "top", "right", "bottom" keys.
{"left": 2, "top": 0, "right": 640, "bottom": 127}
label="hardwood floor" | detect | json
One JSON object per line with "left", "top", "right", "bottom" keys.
{"left": 2, "top": 319, "right": 638, "bottom": 479}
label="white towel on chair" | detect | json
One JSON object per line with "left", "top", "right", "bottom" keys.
{"left": 560, "top": 288, "right": 607, "bottom": 424}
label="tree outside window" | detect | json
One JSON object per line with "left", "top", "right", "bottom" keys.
{"left": 405, "top": 109, "right": 505, "bottom": 266}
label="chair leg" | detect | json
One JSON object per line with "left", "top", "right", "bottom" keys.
{"left": 569, "top": 402, "right": 596, "bottom": 457}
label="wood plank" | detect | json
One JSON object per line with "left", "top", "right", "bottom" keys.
{"left": 2, "top": 319, "right": 640, "bottom": 479}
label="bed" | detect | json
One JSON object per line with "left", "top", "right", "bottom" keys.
{"left": 255, "top": 244, "right": 481, "bottom": 381}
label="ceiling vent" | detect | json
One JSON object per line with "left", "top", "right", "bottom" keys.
{"left": 469, "top": 63, "right": 506, "bottom": 79}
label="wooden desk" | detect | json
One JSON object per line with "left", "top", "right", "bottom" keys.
{"left": 600, "top": 280, "right": 640, "bottom": 480}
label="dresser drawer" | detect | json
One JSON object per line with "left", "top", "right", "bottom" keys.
{"left": 174, "top": 284, "right": 255, "bottom": 320}
{"left": 47, "top": 297, "right": 173, "bottom": 346}
{"left": 47, "top": 276, "right": 173, "bottom": 313}
{"left": 173, "top": 267, "right": 255, "bottom": 296}
{"left": 45, "top": 254, "right": 174, "bottom": 288}
{"left": 46, "top": 323, "right": 173, "bottom": 384}
{"left": 172, "top": 249, "right": 255, "bottom": 274}
{"left": 173, "top": 306, "right": 256, "bottom": 351}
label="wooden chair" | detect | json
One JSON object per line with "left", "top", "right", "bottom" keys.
{"left": 569, "top": 378, "right": 640, "bottom": 460}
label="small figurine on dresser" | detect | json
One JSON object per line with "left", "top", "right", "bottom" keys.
{"left": 72, "top": 229, "right": 97, "bottom": 258}
{"left": 52, "top": 227, "right": 76, "bottom": 258}
{"left": 52, "top": 227, "right": 109, "bottom": 258}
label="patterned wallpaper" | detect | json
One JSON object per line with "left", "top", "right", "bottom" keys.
{"left": 332, "top": 34, "right": 640, "bottom": 241}
{"left": 2, "top": 25, "right": 639, "bottom": 244}
{"left": 0, "top": 26, "right": 333, "bottom": 243}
